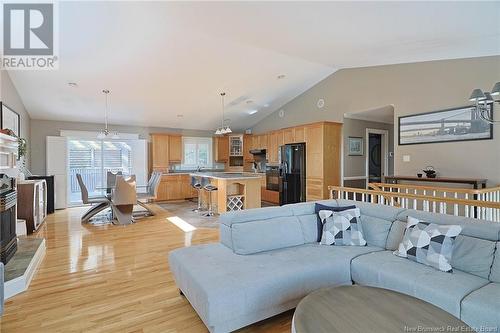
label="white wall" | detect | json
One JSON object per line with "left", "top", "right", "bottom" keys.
{"left": 1, "top": 71, "right": 31, "bottom": 169}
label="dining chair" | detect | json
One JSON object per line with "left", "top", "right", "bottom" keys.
{"left": 76, "top": 173, "right": 110, "bottom": 223}
{"left": 111, "top": 175, "right": 137, "bottom": 225}
{"left": 137, "top": 171, "right": 162, "bottom": 216}
{"left": 106, "top": 171, "right": 123, "bottom": 196}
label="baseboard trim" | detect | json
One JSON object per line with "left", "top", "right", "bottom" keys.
{"left": 5, "top": 238, "right": 46, "bottom": 299}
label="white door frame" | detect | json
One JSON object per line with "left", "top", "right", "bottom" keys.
{"left": 365, "top": 128, "right": 389, "bottom": 185}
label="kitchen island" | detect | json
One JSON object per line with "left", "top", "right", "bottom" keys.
{"left": 189, "top": 172, "right": 263, "bottom": 214}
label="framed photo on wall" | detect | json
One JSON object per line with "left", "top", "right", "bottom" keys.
{"left": 348, "top": 137, "right": 363, "bottom": 156}
{"left": 399, "top": 105, "right": 493, "bottom": 145}
{"left": 0, "top": 102, "right": 20, "bottom": 137}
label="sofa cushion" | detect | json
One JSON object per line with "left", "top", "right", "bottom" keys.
{"left": 461, "top": 283, "right": 500, "bottom": 329}
{"left": 394, "top": 216, "right": 462, "bottom": 273}
{"left": 286, "top": 202, "right": 322, "bottom": 244}
{"left": 169, "top": 243, "right": 382, "bottom": 333}
{"left": 351, "top": 251, "right": 489, "bottom": 317}
{"left": 490, "top": 243, "right": 500, "bottom": 283}
{"left": 231, "top": 216, "right": 305, "bottom": 254}
{"left": 319, "top": 208, "right": 366, "bottom": 246}
{"left": 451, "top": 236, "right": 497, "bottom": 280}
{"left": 386, "top": 220, "right": 406, "bottom": 250}
{"left": 359, "top": 215, "right": 393, "bottom": 248}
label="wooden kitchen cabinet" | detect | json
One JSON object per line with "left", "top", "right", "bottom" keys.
{"left": 243, "top": 135, "right": 253, "bottom": 162}
{"left": 215, "top": 136, "right": 229, "bottom": 162}
{"left": 168, "top": 135, "right": 182, "bottom": 163}
{"left": 283, "top": 128, "right": 294, "bottom": 144}
{"left": 305, "top": 123, "right": 324, "bottom": 179}
{"left": 258, "top": 134, "right": 268, "bottom": 149}
{"left": 151, "top": 134, "right": 169, "bottom": 172}
{"left": 276, "top": 130, "right": 284, "bottom": 148}
{"left": 267, "top": 131, "right": 279, "bottom": 164}
{"left": 304, "top": 122, "right": 342, "bottom": 200}
{"left": 181, "top": 175, "right": 197, "bottom": 198}
{"left": 156, "top": 174, "right": 195, "bottom": 201}
{"left": 294, "top": 126, "right": 306, "bottom": 143}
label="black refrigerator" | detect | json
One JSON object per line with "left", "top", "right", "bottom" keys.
{"left": 279, "top": 143, "right": 306, "bottom": 205}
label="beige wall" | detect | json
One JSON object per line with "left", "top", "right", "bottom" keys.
{"left": 343, "top": 118, "right": 394, "bottom": 178}
{"left": 252, "top": 56, "right": 500, "bottom": 185}
{"left": 1, "top": 71, "right": 31, "bottom": 168}
{"left": 30, "top": 119, "right": 214, "bottom": 175}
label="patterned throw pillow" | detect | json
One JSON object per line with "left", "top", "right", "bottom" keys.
{"left": 394, "top": 216, "right": 462, "bottom": 272}
{"left": 318, "top": 208, "right": 366, "bottom": 246}
{"left": 314, "top": 203, "right": 357, "bottom": 242}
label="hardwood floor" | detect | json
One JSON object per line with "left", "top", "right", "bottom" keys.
{"left": 1, "top": 205, "right": 292, "bottom": 333}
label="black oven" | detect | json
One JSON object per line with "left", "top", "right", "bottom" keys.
{"left": 266, "top": 166, "right": 279, "bottom": 191}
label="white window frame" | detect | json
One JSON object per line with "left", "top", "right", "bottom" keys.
{"left": 182, "top": 137, "right": 213, "bottom": 168}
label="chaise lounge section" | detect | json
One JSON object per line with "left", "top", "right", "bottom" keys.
{"left": 168, "top": 200, "right": 500, "bottom": 333}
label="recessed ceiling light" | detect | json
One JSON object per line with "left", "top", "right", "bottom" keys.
{"left": 248, "top": 110, "right": 258, "bottom": 115}
{"left": 68, "top": 82, "right": 78, "bottom": 87}
{"left": 277, "top": 74, "right": 286, "bottom": 80}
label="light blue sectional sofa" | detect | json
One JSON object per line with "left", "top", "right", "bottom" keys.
{"left": 169, "top": 199, "right": 500, "bottom": 333}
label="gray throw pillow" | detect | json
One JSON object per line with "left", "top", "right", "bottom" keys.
{"left": 319, "top": 208, "right": 366, "bottom": 246}
{"left": 394, "top": 216, "right": 462, "bottom": 273}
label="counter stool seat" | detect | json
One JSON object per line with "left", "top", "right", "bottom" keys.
{"left": 191, "top": 176, "right": 206, "bottom": 212}
{"left": 203, "top": 184, "right": 218, "bottom": 217}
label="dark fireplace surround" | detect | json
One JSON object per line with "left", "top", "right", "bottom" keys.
{"left": 0, "top": 174, "right": 17, "bottom": 264}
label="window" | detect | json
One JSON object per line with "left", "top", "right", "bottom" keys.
{"left": 67, "top": 138, "right": 147, "bottom": 205}
{"left": 182, "top": 137, "right": 213, "bottom": 167}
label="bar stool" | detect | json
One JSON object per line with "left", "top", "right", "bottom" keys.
{"left": 203, "top": 183, "right": 218, "bottom": 217}
{"left": 191, "top": 176, "right": 204, "bottom": 212}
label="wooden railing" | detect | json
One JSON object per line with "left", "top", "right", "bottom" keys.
{"left": 328, "top": 185, "right": 500, "bottom": 222}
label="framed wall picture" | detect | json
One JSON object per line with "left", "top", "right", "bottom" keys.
{"left": 0, "top": 102, "right": 20, "bottom": 137}
{"left": 348, "top": 137, "right": 363, "bottom": 156}
{"left": 399, "top": 105, "right": 493, "bottom": 145}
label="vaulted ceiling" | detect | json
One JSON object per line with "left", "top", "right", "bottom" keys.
{"left": 7, "top": 1, "right": 500, "bottom": 131}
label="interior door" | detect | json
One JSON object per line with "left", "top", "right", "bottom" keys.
{"left": 46, "top": 136, "right": 68, "bottom": 209}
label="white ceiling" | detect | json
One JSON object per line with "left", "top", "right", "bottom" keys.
{"left": 6, "top": 1, "right": 500, "bottom": 132}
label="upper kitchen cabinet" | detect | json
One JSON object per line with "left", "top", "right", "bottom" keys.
{"left": 258, "top": 134, "right": 268, "bottom": 150}
{"left": 215, "top": 136, "right": 229, "bottom": 162}
{"left": 283, "top": 128, "right": 294, "bottom": 144}
{"left": 293, "top": 126, "right": 306, "bottom": 143}
{"left": 243, "top": 134, "right": 253, "bottom": 162}
{"left": 267, "top": 131, "right": 279, "bottom": 164}
{"left": 151, "top": 134, "right": 169, "bottom": 171}
{"left": 168, "top": 135, "right": 182, "bottom": 163}
{"left": 229, "top": 135, "right": 243, "bottom": 156}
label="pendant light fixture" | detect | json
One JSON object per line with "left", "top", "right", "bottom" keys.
{"left": 468, "top": 82, "right": 500, "bottom": 125}
{"left": 97, "top": 89, "right": 119, "bottom": 139}
{"left": 215, "top": 92, "right": 232, "bottom": 135}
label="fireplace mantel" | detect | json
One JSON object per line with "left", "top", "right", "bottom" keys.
{"left": 0, "top": 133, "right": 18, "bottom": 171}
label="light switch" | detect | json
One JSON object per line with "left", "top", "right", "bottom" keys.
{"left": 403, "top": 155, "right": 411, "bottom": 162}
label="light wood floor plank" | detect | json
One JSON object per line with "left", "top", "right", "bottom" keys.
{"left": 1, "top": 205, "right": 292, "bottom": 332}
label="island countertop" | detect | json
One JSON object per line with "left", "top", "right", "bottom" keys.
{"left": 188, "top": 172, "right": 264, "bottom": 180}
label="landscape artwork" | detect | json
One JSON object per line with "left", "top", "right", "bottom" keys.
{"left": 399, "top": 105, "right": 493, "bottom": 145}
